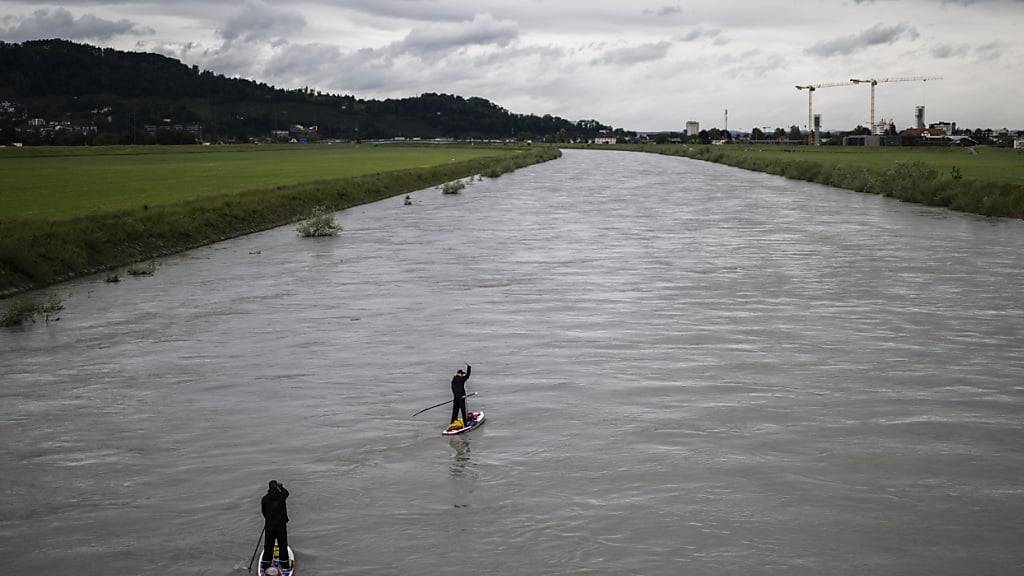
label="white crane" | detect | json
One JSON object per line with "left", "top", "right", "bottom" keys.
{"left": 795, "top": 81, "right": 856, "bottom": 145}
{"left": 849, "top": 76, "right": 942, "bottom": 134}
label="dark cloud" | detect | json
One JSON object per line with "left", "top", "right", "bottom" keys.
{"left": 805, "top": 22, "right": 919, "bottom": 57}
{"left": 592, "top": 41, "right": 672, "bottom": 66}
{"left": 0, "top": 7, "right": 153, "bottom": 41}
{"left": 219, "top": 1, "right": 305, "bottom": 42}
{"left": 399, "top": 13, "right": 518, "bottom": 53}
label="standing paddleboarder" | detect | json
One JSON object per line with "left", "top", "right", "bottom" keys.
{"left": 261, "top": 480, "right": 291, "bottom": 570}
{"left": 450, "top": 364, "right": 472, "bottom": 427}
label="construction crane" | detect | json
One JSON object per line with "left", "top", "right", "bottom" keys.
{"left": 795, "top": 81, "right": 855, "bottom": 145}
{"left": 849, "top": 76, "right": 942, "bottom": 135}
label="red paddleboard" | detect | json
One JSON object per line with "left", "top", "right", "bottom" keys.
{"left": 442, "top": 411, "right": 485, "bottom": 435}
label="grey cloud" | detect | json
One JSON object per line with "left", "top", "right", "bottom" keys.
{"left": 677, "top": 27, "right": 720, "bottom": 42}
{"left": 399, "top": 13, "right": 518, "bottom": 54}
{"left": 805, "top": 22, "right": 919, "bottom": 57}
{"left": 928, "top": 42, "right": 970, "bottom": 58}
{"left": 219, "top": 1, "right": 306, "bottom": 42}
{"left": 592, "top": 41, "right": 672, "bottom": 66}
{"left": 644, "top": 5, "right": 682, "bottom": 17}
{"left": 710, "top": 47, "right": 787, "bottom": 78}
{"left": 0, "top": 7, "right": 153, "bottom": 41}
{"left": 975, "top": 41, "right": 1003, "bottom": 60}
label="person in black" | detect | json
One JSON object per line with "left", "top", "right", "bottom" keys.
{"left": 450, "top": 364, "right": 472, "bottom": 426}
{"left": 261, "top": 480, "right": 290, "bottom": 568}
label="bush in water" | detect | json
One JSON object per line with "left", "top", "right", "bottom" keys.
{"left": 296, "top": 205, "right": 341, "bottom": 237}
{"left": 1, "top": 292, "right": 63, "bottom": 327}
{"left": 440, "top": 179, "right": 467, "bottom": 194}
{"left": 126, "top": 261, "right": 157, "bottom": 276}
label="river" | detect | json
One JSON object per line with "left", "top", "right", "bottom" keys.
{"left": 2, "top": 149, "right": 1023, "bottom": 575}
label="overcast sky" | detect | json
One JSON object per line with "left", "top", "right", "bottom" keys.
{"left": 1, "top": 0, "right": 1022, "bottom": 131}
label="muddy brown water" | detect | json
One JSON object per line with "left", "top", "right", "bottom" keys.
{"left": 2, "top": 149, "right": 1023, "bottom": 575}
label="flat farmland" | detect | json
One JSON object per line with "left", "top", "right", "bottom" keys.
{"left": 730, "top": 146, "right": 1024, "bottom": 185}
{"left": 0, "top": 144, "right": 509, "bottom": 220}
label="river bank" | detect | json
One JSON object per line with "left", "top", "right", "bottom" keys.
{"left": 565, "top": 144, "right": 1024, "bottom": 219}
{"left": 0, "top": 146, "right": 560, "bottom": 295}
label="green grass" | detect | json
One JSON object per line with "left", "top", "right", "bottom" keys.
{"left": 577, "top": 144, "right": 1024, "bottom": 219}
{"left": 0, "top": 144, "right": 508, "bottom": 221}
{"left": 708, "top": 146, "right": 1024, "bottom": 186}
{"left": 0, "top": 145, "right": 561, "bottom": 295}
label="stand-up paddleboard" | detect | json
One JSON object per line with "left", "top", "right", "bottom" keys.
{"left": 443, "top": 411, "right": 485, "bottom": 435}
{"left": 258, "top": 545, "right": 295, "bottom": 576}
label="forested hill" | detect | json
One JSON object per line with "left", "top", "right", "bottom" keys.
{"left": 0, "top": 39, "right": 617, "bottom": 144}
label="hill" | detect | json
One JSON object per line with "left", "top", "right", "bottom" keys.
{"left": 0, "top": 39, "right": 619, "bottom": 145}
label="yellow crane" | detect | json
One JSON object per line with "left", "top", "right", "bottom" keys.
{"left": 849, "top": 76, "right": 942, "bottom": 134}
{"left": 795, "top": 81, "right": 856, "bottom": 145}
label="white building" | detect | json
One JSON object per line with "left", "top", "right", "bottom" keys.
{"left": 1015, "top": 139, "right": 1024, "bottom": 150}
{"left": 593, "top": 137, "right": 617, "bottom": 144}
{"left": 685, "top": 121, "right": 699, "bottom": 136}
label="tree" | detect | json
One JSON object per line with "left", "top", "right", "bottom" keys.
{"left": 750, "top": 127, "right": 765, "bottom": 140}
{"left": 788, "top": 125, "right": 802, "bottom": 141}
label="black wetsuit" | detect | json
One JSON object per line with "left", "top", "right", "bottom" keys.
{"left": 261, "top": 484, "right": 289, "bottom": 565}
{"left": 450, "top": 365, "right": 472, "bottom": 424}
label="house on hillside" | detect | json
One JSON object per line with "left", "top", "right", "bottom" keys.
{"left": 593, "top": 136, "right": 617, "bottom": 144}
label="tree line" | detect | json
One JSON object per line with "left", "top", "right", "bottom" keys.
{"left": 0, "top": 39, "right": 615, "bottom": 144}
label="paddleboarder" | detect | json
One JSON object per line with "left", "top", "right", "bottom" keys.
{"left": 450, "top": 364, "right": 472, "bottom": 426}
{"left": 261, "top": 480, "right": 291, "bottom": 570}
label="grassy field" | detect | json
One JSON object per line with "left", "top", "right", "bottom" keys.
{"left": 709, "top": 146, "right": 1024, "bottom": 185}
{"left": 577, "top": 143, "right": 1024, "bottom": 219}
{"left": 0, "top": 144, "right": 559, "bottom": 295}
{"left": 0, "top": 144, "right": 509, "bottom": 221}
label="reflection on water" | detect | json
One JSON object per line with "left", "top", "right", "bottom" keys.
{"left": 448, "top": 434, "right": 476, "bottom": 509}
{"left": 448, "top": 435, "right": 472, "bottom": 477}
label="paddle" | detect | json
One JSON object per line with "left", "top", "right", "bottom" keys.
{"left": 412, "top": 392, "right": 478, "bottom": 417}
{"left": 247, "top": 525, "right": 265, "bottom": 572}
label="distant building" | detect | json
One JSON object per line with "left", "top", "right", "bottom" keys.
{"left": 593, "top": 137, "right": 617, "bottom": 144}
{"left": 28, "top": 118, "right": 46, "bottom": 127}
{"left": 947, "top": 135, "right": 978, "bottom": 147}
{"left": 685, "top": 121, "right": 699, "bottom": 136}
{"left": 1014, "top": 139, "right": 1024, "bottom": 150}
{"left": 930, "top": 121, "right": 956, "bottom": 135}
{"left": 915, "top": 106, "right": 926, "bottom": 129}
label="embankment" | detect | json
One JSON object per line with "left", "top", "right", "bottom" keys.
{"left": 572, "top": 144, "right": 1024, "bottom": 219}
{"left": 0, "top": 147, "right": 560, "bottom": 296}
